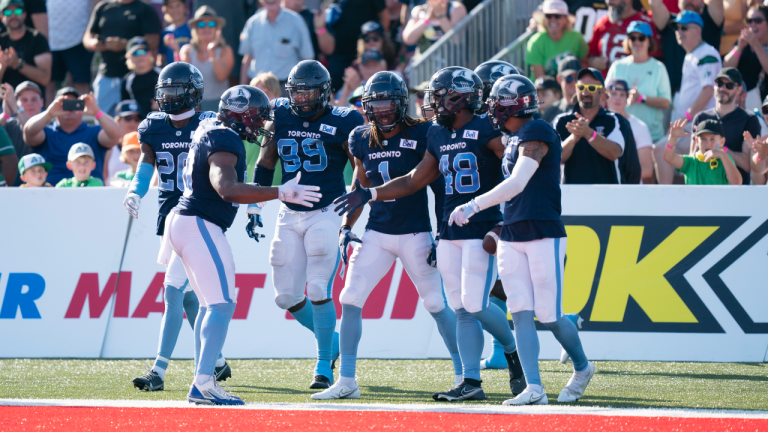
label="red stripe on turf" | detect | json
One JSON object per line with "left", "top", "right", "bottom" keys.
{"left": 2, "top": 406, "right": 766, "bottom": 431}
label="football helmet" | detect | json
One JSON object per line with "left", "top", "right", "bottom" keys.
{"left": 285, "top": 60, "right": 332, "bottom": 119}
{"left": 423, "top": 67, "right": 483, "bottom": 128}
{"left": 361, "top": 71, "right": 408, "bottom": 133}
{"left": 219, "top": 85, "right": 273, "bottom": 145}
{"left": 154, "top": 62, "right": 204, "bottom": 114}
{"left": 474, "top": 60, "right": 521, "bottom": 113}
{"left": 487, "top": 74, "right": 538, "bottom": 132}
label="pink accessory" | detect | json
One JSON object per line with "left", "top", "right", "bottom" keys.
{"left": 316, "top": 27, "right": 327, "bottom": 34}
{"left": 588, "top": 130, "right": 597, "bottom": 142}
{"left": 666, "top": 142, "right": 675, "bottom": 149}
{"left": 685, "top": 111, "right": 692, "bottom": 121}
{"left": 1, "top": 112, "right": 10, "bottom": 120}
{"left": 757, "top": 155, "right": 764, "bottom": 162}
{"left": 637, "top": 94, "right": 644, "bottom": 103}
{"left": 95, "top": 110, "right": 104, "bottom": 119}
{"left": 722, "top": 146, "right": 729, "bottom": 152}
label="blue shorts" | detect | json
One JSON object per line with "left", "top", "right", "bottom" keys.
{"left": 51, "top": 43, "right": 94, "bottom": 84}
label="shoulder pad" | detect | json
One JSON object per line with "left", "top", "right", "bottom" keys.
{"left": 331, "top": 106, "right": 353, "bottom": 117}
{"left": 148, "top": 112, "right": 167, "bottom": 119}
{"left": 199, "top": 111, "right": 216, "bottom": 120}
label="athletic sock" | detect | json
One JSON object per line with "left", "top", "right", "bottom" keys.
{"left": 338, "top": 376, "right": 357, "bottom": 388}
{"left": 339, "top": 304, "right": 362, "bottom": 379}
{"left": 471, "top": 302, "right": 516, "bottom": 354}
{"left": 215, "top": 356, "right": 226, "bottom": 368}
{"left": 312, "top": 301, "right": 336, "bottom": 380}
{"left": 289, "top": 300, "right": 315, "bottom": 332}
{"left": 429, "top": 306, "right": 462, "bottom": 375}
{"left": 195, "top": 373, "right": 214, "bottom": 386}
{"left": 511, "top": 311, "right": 541, "bottom": 386}
{"left": 527, "top": 383, "right": 544, "bottom": 394}
{"left": 151, "top": 363, "right": 166, "bottom": 380}
{"left": 156, "top": 285, "right": 184, "bottom": 368}
{"left": 197, "top": 303, "right": 236, "bottom": 376}
{"left": 455, "top": 308, "right": 483, "bottom": 382}
{"left": 542, "top": 316, "right": 588, "bottom": 372}
{"left": 193, "top": 306, "right": 206, "bottom": 372}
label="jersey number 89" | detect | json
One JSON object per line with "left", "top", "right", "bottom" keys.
{"left": 439, "top": 152, "right": 479, "bottom": 194}
{"left": 278, "top": 138, "right": 328, "bottom": 173}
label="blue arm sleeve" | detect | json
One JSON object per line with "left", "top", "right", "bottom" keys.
{"left": 128, "top": 162, "right": 154, "bottom": 198}
{"left": 253, "top": 164, "right": 275, "bottom": 187}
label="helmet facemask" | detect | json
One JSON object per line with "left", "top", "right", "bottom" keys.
{"left": 363, "top": 98, "right": 404, "bottom": 133}
{"left": 220, "top": 108, "right": 274, "bottom": 145}
{"left": 286, "top": 85, "right": 328, "bottom": 119}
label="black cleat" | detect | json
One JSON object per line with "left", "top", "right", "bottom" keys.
{"left": 309, "top": 375, "right": 332, "bottom": 389}
{"left": 505, "top": 350, "right": 527, "bottom": 395}
{"left": 215, "top": 362, "right": 232, "bottom": 382}
{"left": 133, "top": 369, "right": 164, "bottom": 391}
{"left": 432, "top": 381, "right": 487, "bottom": 402}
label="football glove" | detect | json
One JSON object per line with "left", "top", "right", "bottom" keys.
{"left": 427, "top": 235, "right": 439, "bottom": 268}
{"left": 338, "top": 226, "right": 362, "bottom": 278}
{"left": 333, "top": 179, "right": 372, "bottom": 216}
{"left": 123, "top": 192, "right": 140, "bottom": 218}
{"left": 448, "top": 198, "right": 480, "bottom": 227}
{"left": 246, "top": 203, "right": 266, "bottom": 242}
{"left": 277, "top": 172, "right": 322, "bottom": 207}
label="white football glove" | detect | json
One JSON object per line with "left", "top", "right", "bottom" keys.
{"left": 278, "top": 172, "right": 322, "bottom": 207}
{"left": 123, "top": 192, "right": 141, "bottom": 218}
{"left": 448, "top": 198, "right": 480, "bottom": 227}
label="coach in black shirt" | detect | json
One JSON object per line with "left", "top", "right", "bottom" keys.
{"left": 554, "top": 68, "right": 626, "bottom": 184}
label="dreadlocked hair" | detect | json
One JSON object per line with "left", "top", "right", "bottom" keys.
{"left": 365, "top": 115, "right": 430, "bottom": 150}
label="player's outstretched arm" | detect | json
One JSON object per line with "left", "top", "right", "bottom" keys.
{"left": 210, "top": 152, "right": 321, "bottom": 206}
{"left": 449, "top": 141, "right": 547, "bottom": 227}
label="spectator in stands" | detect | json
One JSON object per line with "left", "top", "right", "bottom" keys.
{"left": 535, "top": 76, "right": 561, "bottom": 113}
{"left": 250, "top": 72, "right": 281, "bottom": 101}
{"left": 194, "top": 0, "right": 246, "bottom": 85}
{"left": 750, "top": 127, "right": 768, "bottom": 180}
{"left": 55, "top": 142, "right": 104, "bottom": 187}
{"left": 84, "top": 0, "right": 162, "bottom": 116}
{"left": 526, "top": 0, "right": 588, "bottom": 79}
{"left": 588, "top": 0, "right": 660, "bottom": 76}
{"left": 122, "top": 37, "right": 161, "bottom": 116}
{"left": 23, "top": 87, "right": 122, "bottom": 185}
{"left": 357, "top": 21, "right": 399, "bottom": 72}
{"left": 17, "top": 0, "right": 44, "bottom": 37}
{"left": 402, "top": 0, "right": 465, "bottom": 57}
{"left": 0, "top": 0, "right": 51, "bottom": 90}
{"left": 336, "top": 49, "right": 388, "bottom": 105}
{"left": 720, "top": 0, "right": 745, "bottom": 56}
{"left": 348, "top": 86, "right": 364, "bottom": 117}
{"left": 605, "top": 20, "right": 671, "bottom": 149}
{"left": 554, "top": 67, "right": 626, "bottom": 184}
{"left": 238, "top": 0, "right": 314, "bottom": 93}
{"left": 723, "top": 5, "right": 768, "bottom": 113}
{"left": 180, "top": 6, "right": 233, "bottom": 111}
{"left": 282, "top": 0, "right": 336, "bottom": 61}
{"left": 17, "top": 152, "right": 51, "bottom": 187}
{"left": 542, "top": 56, "right": 580, "bottom": 123}
{"left": 104, "top": 99, "right": 141, "bottom": 184}
{"left": 158, "top": 0, "right": 191, "bottom": 66}
{"left": 109, "top": 131, "right": 140, "bottom": 187}
{"left": 412, "top": 81, "right": 432, "bottom": 118}
{"left": 1, "top": 81, "right": 41, "bottom": 185}
{"left": 47, "top": 0, "right": 93, "bottom": 102}
{"left": 692, "top": 67, "right": 760, "bottom": 185}
{"left": 605, "top": 78, "right": 654, "bottom": 182}
{"left": 0, "top": 120, "right": 15, "bottom": 186}
{"left": 657, "top": 11, "right": 720, "bottom": 184}
{"left": 664, "top": 118, "right": 742, "bottom": 185}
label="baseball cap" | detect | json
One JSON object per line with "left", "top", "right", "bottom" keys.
{"left": 14, "top": 80, "right": 41, "bottom": 97}
{"left": 606, "top": 78, "right": 629, "bottom": 92}
{"left": 715, "top": 67, "right": 743, "bottom": 85}
{"left": 68, "top": 142, "right": 95, "bottom": 161}
{"left": 577, "top": 67, "right": 605, "bottom": 85}
{"left": 535, "top": 76, "right": 559, "bottom": 91}
{"left": 348, "top": 86, "right": 364, "bottom": 104}
{"left": 121, "top": 131, "right": 140, "bottom": 153}
{"left": 626, "top": 20, "right": 653, "bottom": 37}
{"left": 532, "top": 0, "right": 571, "bottom": 22}
{"left": 675, "top": 10, "right": 704, "bottom": 28}
{"left": 126, "top": 36, "right": 149, "bottom": 55}
{"left": 56, "top": 86, "right": 79, "bottom": 98}
{"left": 17, "top": 153, "right": 51, "bottom": 175}
{"left": 115, "top": 100, "right": 140, "bottom": 117}
{"left": 695, "top": 119, "right": 723, "bottom": 137}
{"left": 557, "top": 56, "right": 581, "bottom": 77}
{"left": 0, "top": 0, "right": 24, "bottom": 10}
{"left": 361, "top": 21, "right": 383, "bottom": 36}
{"left": 361, "top": 49, "right": 384, "bottom": 64}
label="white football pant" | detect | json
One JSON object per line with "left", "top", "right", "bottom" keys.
{"left": 437, "top": 239, "right": 498, "bottom": 313}
{"left": 164, "top": 250, "right": 192, "bottom": 293}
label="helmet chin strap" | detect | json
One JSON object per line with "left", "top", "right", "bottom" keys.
{"left": 169, "top": 109, "right": 195, "bottom": 121}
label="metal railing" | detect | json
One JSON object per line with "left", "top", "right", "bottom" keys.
{"left": 489, "top": 29, "right": 536, "bottom": 73}
{"left": 405, "top": 0, "right": 540, "bottom": 86}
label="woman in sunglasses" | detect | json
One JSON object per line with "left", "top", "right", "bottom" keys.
{"left": 723, "top": 5, "right": 768, "bottom": 113}
{"left": 605, "top": 20, "right": 671, "bottom": 156}
{"left": 526, "top": 0, "right": 588, "bottom": 79}
{"left": 180, "top": 6, "right": 234, "bottom": 112}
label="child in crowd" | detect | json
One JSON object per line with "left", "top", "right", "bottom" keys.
{"left": 56, "top": 143, "right": 104, "bottom": 187}
{"left": 18, "top": 154, "right": 53, "bottom": 187}
{"left": 534, "top": 75, "right": 562, "bottom": 113}
{"left": 110, "top": 132, "right": 141, "bottom": 187}
{"left": 665, "top": 119, "right": 742, "bottom": 185}
{"left": 122, "top": 37, "right": 161, "bottom": 116}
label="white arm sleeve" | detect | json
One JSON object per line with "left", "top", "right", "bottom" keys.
{"left": 474, "top": 155, "right": 539, "bottom": 211}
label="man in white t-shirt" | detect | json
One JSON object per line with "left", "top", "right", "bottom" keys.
{"left": 606, "top": 78, "right": 654, "bottom": 182}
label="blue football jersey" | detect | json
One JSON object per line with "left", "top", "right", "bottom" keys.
{"left": 175, "top": 118, "right": 247, "bottom": 231}
{"left": 271, "top": 98, "right": 364, "bottom": 211}
{"left": 426, "top": 115, "right": 503, "bottom": 240}
{"left": 348, "top": 122, "right": 432, "bottom": 235}
{"left": 500, "top": 119, "right": 566, "bottom": 242}
{"left": 137, "top": 111, "right": 216, "bottom": 224}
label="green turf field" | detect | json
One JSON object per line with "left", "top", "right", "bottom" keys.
{"left": 1, "top": 359, "right": 766, "bottom": 410}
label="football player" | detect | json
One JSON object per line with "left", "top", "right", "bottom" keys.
{"left": 311, "top": 72, "right": 463, "bottom": 400}
{"left": 172, "top": 85, "right": 321, "bottom": 405}
{"left": 246, "top": 60, "right": 365, "bottom": 389}
{"left": 125, "top": 62, "right": 230, "bottom": 391}
{"left": 333, "top": 67, "right": 525, "bottom": 402}
{"left": 448, "top": 74, "right": 594, "bottom": 406}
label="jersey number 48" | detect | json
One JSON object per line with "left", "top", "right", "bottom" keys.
{"left": 439, "top": 152, "right": 480, "bottom": 194}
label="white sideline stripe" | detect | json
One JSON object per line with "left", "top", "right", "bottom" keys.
{"left": 1, "top": 399, "right": 767, "bottom": 419}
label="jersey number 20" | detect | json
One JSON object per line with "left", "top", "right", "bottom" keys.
{"left": 157, "top": 151, "right": 189, "bottom": 192}
{"left": 278, "top": 138, "right": 328, "bottom": 173}
{"left": 439, "top": 152, "right": 479, "bottom": 194}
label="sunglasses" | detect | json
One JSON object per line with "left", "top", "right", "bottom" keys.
{"left": 351, "top": 100, "right": 362, "bottom": 107}
{"left": 196, "top": 21, "right": 217, "bottom": 28}
{"left": 363, "top": 35, "right": 381, "bottom": 43}
{"left": 715, "top": 80, "right": 736, "bottom": 90}
{"left": 675, "top": 24, "right": 690, "bottom": 32}
{"left": 121, "top": 114, "right": 141, "bottom": 122}
{"left": 132, "top": 49, "right": 148, "bottom": 57}
{"left": 564, "top": 74, "right": 576, "bottom": 83}
{"left": 762, "top": 106, "right": 768, "bottom": 115}
{"left": 628, "top": 34, "right": 647, "bottom": 42}
{"left": 2, "top": 8, "right": 23, "bottom": 16}
{"left": 576, "top": 83, "right": 603, "bottom": 93}
{"left": 545, "top": 14, "right": 563, "bottom": 19}
{"left": 746, "top": 17, "right": 765, "bottom": 24}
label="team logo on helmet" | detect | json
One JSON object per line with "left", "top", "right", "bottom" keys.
{"left": 498, "top": 80, "right": 525, "bottom": 106}
{"left": 451, "top": 69, "right": 475, "bottom": 93}
{"left": 225, "top": 88, "right": 251, "bottom": 113}
{"left": 490, "top": 64, "right": 514, "bottom": 81}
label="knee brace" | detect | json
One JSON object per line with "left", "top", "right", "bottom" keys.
{"left": 421, "top": 292, "right": 446, "bottom": 314}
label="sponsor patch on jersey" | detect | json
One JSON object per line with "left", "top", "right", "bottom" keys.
{"left": 320, "top": 124, "right": 337, "bottom": 135}
{"left": 463, "top": 130, "right": 479, "bottom": 140}
{"left": 400, "top": 139, "right": 417, "bottom": 149}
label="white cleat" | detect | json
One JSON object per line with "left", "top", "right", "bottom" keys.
{"left": 310, "top": 381, "right": 361, "bottom": 400}
{"left": 558, "top": 361, "right": 595, "bottom": 403}
{"left": 454, "top": 374, "right": 464, "bottom": 388}
{"left": 502, "top": 387, "right": 548, "bottom": 406}
{"left": 559, "top": 348, "right": 570, "bottom": 364}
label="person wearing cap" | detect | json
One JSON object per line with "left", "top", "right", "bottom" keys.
{"left": 121, "top": 37, "right": 162, "bottom": 116}
{"left": 347, "top": 85, "right": 364, "bottom": 118}
{"left": 665, "top": 118, "right": 741, "bottom": 185}
{"left": 542, "top": 56, "right": 580, "bottom": 123}
{"left": 0, "top": 80, "right": 42, "bottom": 185}
{"left": 46, "top": 0, "right": 93, "bottom": 100}
{"left": 238, "top": 0, "right": 314, "bottom": 92}
{"left": 535, "top": 76, "right": 562, "bottom": 113}
{"left": 723, "top": 5, "right": 768, "bottom": 113}
{"left": 526, "top": 0, "right": 588, "bottom": 79}
{"left": 0, "top": 0, "right": 51, "bottom": 90}
{"left": 84, "top": 0, "right": 162, "bottom": 116}
{"left": 104, "top": 99, "right": 143, "bottom": 184}
{"left": 691, "top": 67, "right": 761, "bottom": 186}
{"left": 54, "top": 142, "right": 104, "bottom": 187}
{"left": 402, "top": 0, "right": 466, "bottom": 56}
{"left": 587, "top": 0, "right": 661, "bottom": 76}
{"left": 17, "top": 152, "right": 50, "bottom": 187}
{"left": 282, "top": 0, "right": 336, "bottom": 62}
{"left": 554, "top": 67, "right": 627, "bottom": 184}
{"left": 356, "top": 21, "right": 397, "bottom": 71}
{"left": 23, "top": 86, "right": 122, "bottom": 185}
{"left": 110, "top": 131, "right": 141, "bottom": 188}
{"left": 605, "top": 78, "right": 655, "bottom": 182}
{"left": 158, "top": 0, "right": 191, "bottom": 66}
{"left": 337, "top": 49, "right": 388, "bottom": 107}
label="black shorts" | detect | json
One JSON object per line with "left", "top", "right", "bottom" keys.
{"left": 51, "top": 43, "right": 94, "bottom": 84}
